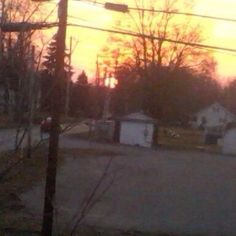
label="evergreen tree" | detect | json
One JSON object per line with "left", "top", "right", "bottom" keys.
{"left": 40, "top": 35, "right": 73, "bottom": 112}
{"left": 42, "top": 35, "right": 72, "bottom": 76}
{"left": 76, "top": 70, "right": 88, "bottom": 85}
{"left": 70, "top": 71, "right": 92, "bottom": 117}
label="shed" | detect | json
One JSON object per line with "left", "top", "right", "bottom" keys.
{"left": 114, "top": 112, "right": 157, "bottom": 148}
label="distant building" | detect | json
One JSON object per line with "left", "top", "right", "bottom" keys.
{"left": 114, "top": 112, "right": 157, "bottom": 148}
{"left": 191, "top": 103, "right": 236, "bottom": 129}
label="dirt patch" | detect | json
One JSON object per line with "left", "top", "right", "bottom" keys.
{"left": 0, "top": 146, "right": 123, "bottom": 234}
{"left": 0, "top": 146, "right": 180, "bottom": 235}
{"left": 0, "top": 147, "right": 47, "bottom": 195}
{"left": 0, "top": 146, "right": 50, "bottom": 232}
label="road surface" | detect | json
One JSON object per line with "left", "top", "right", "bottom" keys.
{"left": 0, "top": 123, "right": 89, "bottom": 152}
{"left": 0, "top": 127, "right": 41, "bottom": 151}
{"left": 20, "top": 133, "right": 236, "bottom": 236}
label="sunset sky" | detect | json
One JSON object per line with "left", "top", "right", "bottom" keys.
{"left": 196, "top": 0, "right": 236, "bottom": 82}
{"left": 44, "top": 0, "right": 236, "bottom": 83}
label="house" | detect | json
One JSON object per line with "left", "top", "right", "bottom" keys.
{"left": 114, "top": 112, "right": 157, "bottom": 148}
{"left": 191, "top": 103, "right": 236, "bottom": 129}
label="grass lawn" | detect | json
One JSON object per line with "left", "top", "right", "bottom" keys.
{"left": 66, "top": 124, "right": 221, "bottom": 154}
{"left": 158, "top": 126, "right": 221, "bottom": 153}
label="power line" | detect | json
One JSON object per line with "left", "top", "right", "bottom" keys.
{"left": 3, "top": 19, "right": 236, "bottom": 55}
{"left": 68, "top": 15, "right": 89, "bottom": 22}
{"left": 65, "top": 16, "right": 236, "bottom": 56}
{"left": 67, "top": 22, "right": 236, "bottom": 54}
{"left": 78, "top": 0, "right": 236, "bottom": 23}
{"left": 65, "top": 19, "right": 236, "bottom": 57}
{"left": 207, "top": 48, "right": 236, "bottom": 57}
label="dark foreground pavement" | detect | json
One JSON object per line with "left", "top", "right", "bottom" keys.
{"left": 21, "top": 136, "right": 236, "bottom": 236}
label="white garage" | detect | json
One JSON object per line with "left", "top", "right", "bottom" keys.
{"left": 222, "top": 127, "right": 236, "bottom": 155}
{"left": 115, "top": 112, "right": 157, "bottom": 148}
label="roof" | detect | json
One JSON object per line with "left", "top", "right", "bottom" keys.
{"left": 117, "top": 112, "right": 157, "bottom": 124}
{"left": 196, "top": 102, "right": 236, "bottom": 118}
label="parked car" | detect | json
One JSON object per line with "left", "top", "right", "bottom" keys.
{"left": 40, "top": 117, "right": 63, "bottom": 139}
{"left": 40, "top": 117, "right": 52, "bottom": 132}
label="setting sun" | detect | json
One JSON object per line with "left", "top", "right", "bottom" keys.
{"left": 104, "top": 76, "right": 117, "bottom": 88}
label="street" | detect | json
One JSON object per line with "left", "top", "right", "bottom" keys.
{"left": 0, "top": 122, "right": 88, "bottom": 152}
{"left": 20, "top": 133, "right": 236, "bottom": 236}
{"left": 0, "top": 127, "right": 41, "bottom": 152}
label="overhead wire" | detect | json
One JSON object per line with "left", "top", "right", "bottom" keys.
{"left": 68, "top": 15, "right": 89, "bottom": 22}
{"left": 77, "top": 0, "right": 236, "bottom": 23}
{"left": 67, "top": 23, "right": 236, "bottom": 54}
{"left": 65, "top": 1, "right": 236, "bottom": 57}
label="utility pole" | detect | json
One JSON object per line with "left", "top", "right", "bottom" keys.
{"left": 41, "top": 0, "right": 68, "bottom": 235}
{"left": 95, "top": 54, "right": 100, "bottom": 86}
{"left": 0, "top": 0, "right": 6, "bottom": 58}
{"left": 27, "top": 45, "right": 35, "bottom": 159}
{"left": 65, "top": 36, "right": 72, "bottom": 119}
{"left": 102, "top": 73, "right": 111, "bottom": 120}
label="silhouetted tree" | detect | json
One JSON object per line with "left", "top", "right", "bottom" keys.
{"left": 112, "top": 64, "right": 222, "bottom": 126}
{"left": 76, "top": 70, "right": 88, "bottom": 85}
{"left": 69, "top": 71, "right": 92, "bottom": 117}
{"left": 40, "top": 35, "right": 72, "bottom": 112}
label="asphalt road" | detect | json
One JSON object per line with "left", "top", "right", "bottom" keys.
{"left": 0, "top": 123, "right": 88, "bottom": 152}
{"left": 0, "top": 128, "right": 17, "bottom": 150}
{"left": 20, "top": 134, "right": 236, "bottom": 236}
{"left": 0, "top": 127, "right": 42, "bottom": 151}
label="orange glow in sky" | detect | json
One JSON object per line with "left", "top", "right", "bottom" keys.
{"left": 43, "top": 0, "right": 236, "bottom": 83}
{"left": 194, "top": 0, "right": 236, "bottom": 82}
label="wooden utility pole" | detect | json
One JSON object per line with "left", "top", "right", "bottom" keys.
{"left": 65, "top": 36, "right": 72, "bottom": 118}
{"left": 41, "top": 0, "right": 68, "bottom": 235}
{"left": 0, "top": 0, "right": 6, "bottom": 58}
{"left": 95, "top": 54, "right": 100, "bottom": 86}
{"left": 27, "top": 45, "right": 35, "bottom": 159}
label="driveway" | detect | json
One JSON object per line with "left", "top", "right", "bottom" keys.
{"left": 21, "top": 135, "right": 236, "bottom": 236}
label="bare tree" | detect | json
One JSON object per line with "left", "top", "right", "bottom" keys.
{"left": 0, "top": 0, "right": 58, "bottom": 153}
{"left": 109, "top": 0, "right": 212, "bottom": 76}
